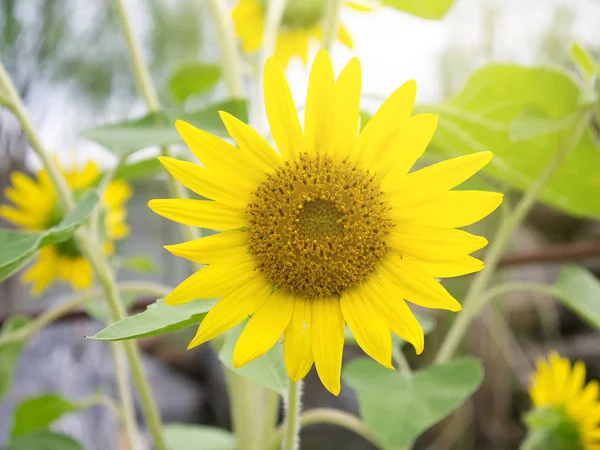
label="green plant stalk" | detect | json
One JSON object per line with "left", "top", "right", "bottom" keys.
{"left": 435, "top": 109, "right": 591, "bottom": 364}
{"left": 392, "top": 346, "right": 412, "bottom": 374}
{"left": 206, "top": 0, "right": 246, "bottom": 98}
{"left": 321, "top": 0, "right": 343, "bottom": 52}
{"left": 225, "top": 370, "right": 265, "bottom": 450}
{"left": 267, "top": 407, "right": 384, "bottom": 450}
{"left": 262, "top": 389, "right": 281, "bottom": 446}
{"left": 112, "top": 0, "right": 199, "bottom": 244}
{"left": 282, "top": 380, "right": 302, "bottom": 450}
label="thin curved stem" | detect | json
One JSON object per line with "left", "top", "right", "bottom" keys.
{"left": 392, "top": 346, "right": 412, "bottom": 374}
{"left": 206, "top": 0, "right": 245, "bottom": 98}
{"left": 267, "top": 407, "right": 384, "bottom": 450}
{"left": 282, "top": 380, "right": 303, "bottom": 450}
{"left": 322, "top": 0, "right": 343, "bottom": 52}
{"left": 435, "top": 110, "right": 592, "bottom": 364}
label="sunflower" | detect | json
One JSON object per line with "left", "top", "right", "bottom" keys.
{"left": 232, "top": 0, "right": 374, "bottom": 67}
{"left": 0, "top": 161, "right": 131, "bottom": 295}
{"left": 149, "top": 50, "right": 501, "bottom": 395}
{"left": 528, "top": 352, "right": 600, "bottom": 450}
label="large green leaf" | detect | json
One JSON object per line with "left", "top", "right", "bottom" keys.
{"left": 11, "top": 394, "right": 82, "bottom": 438}
{"left": 113, "top": 158, "right": 164, "bottom": 181}
{"left": 429, "top": 64, "right": 600, "bottom": 219}
{"left": 0, "top": 316, "right": 29, "bottom": 402}
{"left": 381, "top": 0, "right": 454, "bottom": 19}
{"left": 553, "top": 264, "right": 600, "bottom": 330}
{"left": 569, "top": 41, "right": 595, "bottom": 79}
{"left": 82, "top": 99, "right": 247, "bottom": 158}
{"left": 5, "top": 431, "right": 84, "bottom": 450}
{"left": 88, "top": 298, "right": 216, "bottom": 341}
{"left": 164, "top": 424, "right": 236, "bottom": 450}
{"left": 168, "top": 62, "right": 221, "bottom": 103}
{"left": 344, "top": 357, "right": 483, "bottom": 449}
{"left": 218, "top": 322, "right": 289, "bottom": 395}
{"left": 0, "top": 190, "right": 99, "bottom": 282}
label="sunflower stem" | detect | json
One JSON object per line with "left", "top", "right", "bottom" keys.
{"left": 266, "top": 407, "right": 384, "bottom": 450}
{"left": 206, "top": 0, "right": 246, "bottom": 98}
{"left": 112, "top": 0, "right": 199, "bottom": 244}
{"left": 435, "top": 108, "right": 592, "bottom": 364}
{"left": 282, "top": 380, "right": 303, "bottom": 450}
{"left": 226, "top": 370, "right": 266, "bottom": 450}
{"left": 322, "top": 0, "right": 344, "bottom": 52}
{"left": 262, "top": 389, "right": 281, "bottom": 446}
{"left": 392, "top": 346, "right": 412, "bottom": 375}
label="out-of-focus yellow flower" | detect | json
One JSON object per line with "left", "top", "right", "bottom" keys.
{"left": 232, "top": 0, "right": 375, "bottom": 67}
{"left": 149, "top": 50, "right": 501, "bottom": 395}
{"left": 527, "top": 352, "right": 600, "bottom": 450}
{"left": 0, "top": 161, "right": 132, "bottom": 295}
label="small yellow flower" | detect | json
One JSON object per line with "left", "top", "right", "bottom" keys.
{"left": 529, "top": 352, "right": 600, "bottom": 449}
{"left": 149, "top": 50, "right": 501, "bottom": 395}
{"left": 0, "top": 161, "right": 132, "bottom": 295}
{"left": 232, "top": 0, "right": 374, "bottom": 67}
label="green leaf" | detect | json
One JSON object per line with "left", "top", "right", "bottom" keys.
{"left": 6, "top": 431, "right": 84, "bottom": 450}
{"left": 168, "top": 62, "right": 221, "bottom": 103}
{"left": 428, "top": 64, "right": 600, "bottom": 219}
{"left": 569, "top": 41, "right": 595, "bottom": 79}
{"left": 0, "top": 190, "right": 99, "bottom": 282}
{"left": 218, "top": 322, "right": 289, "bottom": 395}
{"left": 119, "top": 255, "right": 158, "bottom": 274}
{"left": 114, "top": 158, "right": 163, "bottom": 181}
{"left": 344, "top": 357, "right": 484, "bottom": 449}
{"left": 381, "top": 0, "right": 454, "bottom": 19}
{"left": 11, "top": 394, "right": 82, "bottom": 438}
{"left": 85, "top": 294, "right": 136, "bottom": 323}
{"left": 88, "top": 298, "right": 217, "bottom": 341}
{"left": 553, "top": 264, "right": 600, "bottom": 330}
{"left": 0, "top": 316, "right": 29, "bottom": 402}
{"left": 164, "top": 424, "right": 236, "bottom": 450}
{"left": 81, "top": 99, "right": 248, "bottom": 158}
{"left": 509, "top": 108, "right": 577, "bottom": 142}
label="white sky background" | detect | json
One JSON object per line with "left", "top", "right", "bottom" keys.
{"left": 32, "top": 0, "right": 600, "bottom": 170}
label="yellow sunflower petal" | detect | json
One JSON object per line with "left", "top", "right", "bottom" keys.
{"left": 414, "top": 255, "right": 485, "bottom": 278}
{"left": 103, "top": 180, "right": 132, "bottom": 208}
{"left": 219, "top": 111, "right": 281, "bottom": 170}
{"left": 158, "top": 157, "right": 250, "bottom": 208}
{"left": 341, "top": 288, "right": 393, "bottom": 369}
{"left": 304, "top": 50, "right": 335, "bottom": 155}
{"left": 232, "top": 289, "right": 295, "bottom": 367}
{"left": 353, "top": 79, "right": 416, "bottom": 166}
{"left": 392, "top": 191, "right": 503, "bottom": 228}
{"left": 380, "top": 254, "right": 462, "bottom": 312}
{"left": 148, "top": 199, "right": 246, "bottom": 230}
{"left": 311, "top": 296, "right": 345, "bottom": 396}
{"left": 337, "top": 24, "right": 354, "bottom": 48}
{"left": 22, "top": 250, "right": 57, "bottom": 296}
{"left": 387, "top": 225, "right": 488, "bottom": 261}
{"left": 164, "top": 230, "right": 248, "bottom": 265}
{"left": 331, "top": 57, "right": 361, "bottom": 160}
{"left": 284, "top": 296, "right": 314, "bottom": 382}
{"left": 164, "top": 256, "right": 258, "bottom": 305}
{"left": 345, "top": 1, "right": 377, "bottom": 12}
{"left": 364, "top": 275, "right": 424, "bottom": 354}
{"left": 232, "top": 0, "right": 264, "bottom": 52}
{"left": 187, "top": 276, "right": 272, "bottom": 349}
{"left": 264, "top": 57, "right": 304, "bottom": 160}
{"left": 383, "top": 151, "right": 493, "bottom": 202}
{"left": 0, "top": 205, "right": 43, "bottom": 230}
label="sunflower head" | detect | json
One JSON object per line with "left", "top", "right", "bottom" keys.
{"left": 0, "top": 161, "right": 132, "bottom": 295}
{"left": 150, "top": 50, "right": 501, "bottom": 395}
{"left": 525, "top": 352, "right": 600, "bottom": 450}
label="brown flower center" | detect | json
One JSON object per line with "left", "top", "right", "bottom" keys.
{"left": 246, "top": 153, "right": 393, "bottom": 298}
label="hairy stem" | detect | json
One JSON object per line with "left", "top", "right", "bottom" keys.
{"left": 282, "top": 380, "right": 303, "bottom": 450}
{"left": 322, "top": 0, "right": 343, "bottom": 52}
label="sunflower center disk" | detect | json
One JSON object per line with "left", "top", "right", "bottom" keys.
{"left": 246, "top": 153, "right": 394, "bottom": 298}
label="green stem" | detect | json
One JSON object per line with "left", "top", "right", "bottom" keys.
{"left": 321, "top": 0, "right": 343, "bottom": 52}
{"left": 112, "top": 0, "right": 199, "bottom": 244}
{"left": 225, "top": 370, "right": 264, "bottom": 450}
{"left": 435, "top": 110, "right": 591, "bottom": 364}
{"left": 267, "top": 407, "right": 384, "bottom": 450}
{"left": 262, "top": 390, "right": 281, "bottom": 446}
{"left": 206, "top": 0, "right": 245, "bottom": 98}
{"left": 282, "top": 380, "right": 303, "bottom": 450}
{"left": 392, "top": 346, "right": 412, "bottom": 374}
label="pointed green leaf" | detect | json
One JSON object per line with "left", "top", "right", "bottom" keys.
{"left": 0, "top": 316, "right": 29, "bottom": 402}
{"left": 6, "top": 431, "right": 84, "bottom": 450}
{"left": 164, "top": 424, "right": 236, "bottom": 450}
{"left": 11, "top": 394, "right": 82, "bottom": 438}
{"left": 88, "top": 298, "right": 217, "bottom": 341}
{"left": 218, "top": 322, "right": 289, "bottom": 394}
{"left": 85, "top": 294, "right": 136, "bottom": 323}
{"left": 114, "top": 158, "right": 164, "bottom": 181}
{"left": 344, "top": 357, "right": 484, "bottom": 449}
{"left": 381, "top": 0, "right": 454, "bottom": 19}
{"left": 570, "top": 41, "right": 595, "bottom": 79}
{"left": 168, "top": 62, "right": 221, "bottom": 103}
{"left": 81, "top": 99, "right": 248, "bottom": 158}
{"left": 553, "top": 264, "right": 600, "bottom": 330}
{"left": 509, "top": 108, "right": 577, "bottom": 142}
{"left": 0, "top": 191, "right": 99, "bottom": 282}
